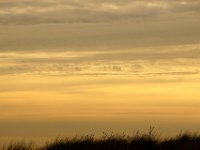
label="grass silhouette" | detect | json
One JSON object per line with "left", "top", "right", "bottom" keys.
{"left": 3, "top": 128, "right": 200, "bottom": 150}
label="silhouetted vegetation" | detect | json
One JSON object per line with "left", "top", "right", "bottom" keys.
{"left": 3, "top": 128, "right": 200, "bottom": 150}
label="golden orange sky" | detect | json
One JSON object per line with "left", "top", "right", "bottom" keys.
{"left": 0, "top": 0, "right": 200, "bottom": 145}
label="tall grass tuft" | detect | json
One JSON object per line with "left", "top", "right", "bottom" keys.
{"left": 2, "top": 129, "right": 200, "bottom": 150}
{"left": 3, "top": 142, "right": 34, "bottom": 150}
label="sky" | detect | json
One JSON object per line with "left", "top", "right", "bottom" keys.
{"left": 0, "top": 0, "right": 200, "bottom": 145}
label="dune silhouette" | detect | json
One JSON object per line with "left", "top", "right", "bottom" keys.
{"left": 3, "top": 129, "right": 200, "bottom": 150}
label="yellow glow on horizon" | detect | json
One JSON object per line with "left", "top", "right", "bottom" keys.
{"left": 0, "top": 44, "right": 200, "bottom": 142}
{"left": 1, "top": 73, "right": 200, "bottom": 122}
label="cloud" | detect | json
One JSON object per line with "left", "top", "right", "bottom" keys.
{"left": 0, "top": 0, "right": 200, "bottom": 25}
{"left": 0, "top": 44, "right": 200, "bottom": 76}
{"left": 0, "top": 17, "right": 200, "bottom": 52}
{"left": 0, "top": 1, "right": 200, "bottom": 77}
{"left": 0, "top": 1, "right": 200, "bottom": 52}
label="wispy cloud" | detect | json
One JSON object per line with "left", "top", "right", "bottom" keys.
{"left": 0, "top": 0, "right": 200, "bottom": 25}
{"left": 0, "top": 1, "right": 200, "bottom": 51}
{"left": 0, "top": 1, "right": 200, "bottom": 77}
{"left": 0, "top": 44, "right": 200, "bottom": 76}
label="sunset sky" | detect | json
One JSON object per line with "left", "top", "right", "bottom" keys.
{"left": 0, "top": 0, "right": 200, "bottom": 145}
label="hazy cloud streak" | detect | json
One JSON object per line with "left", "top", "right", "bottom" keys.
{"left": 0, "top": 0, "right": 200, "bottom": 25}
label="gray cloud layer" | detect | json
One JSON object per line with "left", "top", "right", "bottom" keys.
{"left": 0, "top": 0, "right": 200, "bottom": 52}
{"left": 0, "top": 0, "right": 200, "bottom": 76}
{"left": 0, "top": 19, "right": 200, "bottom": 52}
{"left": 0, "top": 0, "right": 200, "bottom": 25}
